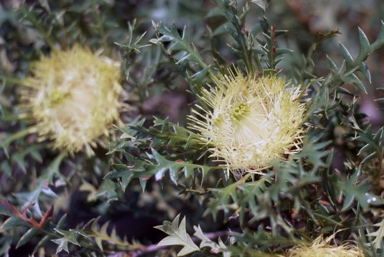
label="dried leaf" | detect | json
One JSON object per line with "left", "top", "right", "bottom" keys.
{"left": 155, "top": 214, "right": 200, "bottom": 256}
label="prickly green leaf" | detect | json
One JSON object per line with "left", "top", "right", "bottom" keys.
{"left": 155, "top": 214, "right": 200, "bottom": 256}
{"left": 51, "top": 237, "right": 69, "bottom": 254}
{"left": 13, "top": 183, "right": 45, "bottom": 217}
{"left": 355, "top": 125, "right": 382, "bottom": 158}
{"left": 151, "top": 22, "right": 207, "bottom": 70}
{"left": 338, "top": 169, "right": 384, "bottom": 211}
{"left": 104, "top": 163, "right": 135, "bottom": 190}
{"left": 83, "top": 217, "right": 142, "bottom": 251}
{"left": 151, "top": 148, "right": 212, "bottom": 184}
{"left": 51, "top": 229, "right": 80, "bottom": 254}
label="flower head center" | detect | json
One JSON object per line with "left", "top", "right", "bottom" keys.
{"left": 48, "top": 89, "right": 72, "bottom": 107}
{"left": 230, "top": 102, "right": 250, "bottom": 123}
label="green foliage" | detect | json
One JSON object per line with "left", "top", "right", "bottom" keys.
{"left": 1, "top": 0, "right": 384, "bottom": 256}
{"left": 106, "top": 118, "right": 214, "bottom": 190}
{"left": 51, "top": 228, "right": 81, "bottom": 254}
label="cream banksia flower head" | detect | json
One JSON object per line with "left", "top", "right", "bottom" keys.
{"left": 19, "top": 45, "right": 122, "bottom": 156}
{"left": 284, "top": 235, "right": 364, "bottom": 257}
{"left": 189, "top": 68, "right": 306, "bottom": 174}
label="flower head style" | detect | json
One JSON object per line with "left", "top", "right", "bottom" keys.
{"left": 189, "top": 69, "right": 306, "bottom": 173}
{"left": 286, "top": 236, "right": 363, "bottom": 257}
{"left": 20, "top": 45, "right": 122, "bottom": 156}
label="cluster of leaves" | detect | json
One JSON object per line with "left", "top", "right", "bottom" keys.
{"left": 2, "top": 0, "right": 384, "bottom": 256}
{"left": 0, "top": 0, "right": 176, "bottom": 255}
{"left": 110, "top": 1, "right": 384, "bottom": 256}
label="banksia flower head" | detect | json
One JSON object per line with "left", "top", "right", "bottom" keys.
{"left": 19, "top": 45, "right": 122, "bottom": 156}
{"left": 285, "top": 235, "right": 363, "bottom": 257}
{"left": 189, "top": 68, "right": 306, "bottom": 174}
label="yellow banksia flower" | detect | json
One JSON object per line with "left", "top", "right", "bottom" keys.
{"left": 189, "top": 68, "right": 306, "bottom": 174}
{"left": 19, "top": 45, "right": 122, "bottom": 156}
{"left": 285, "top": 235, "right": 363, "bottom": 257}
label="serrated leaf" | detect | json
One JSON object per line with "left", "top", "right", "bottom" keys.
{"left": 151, "top": 22, "right": 207, "bottom": 70}
{"left": 51, "top": 229, "right": 80, "bottom": 254}
{"left": 83, "top": 217, "right": 140, "bottom": 251}
{"left": 51, "top": 237, "right": 69, "bottom": 254}
{"left": 151, "top": 148, "right": 212, "bottom": 184}
{"left": 155, "top": 214, "right": 200, "bottom": 256}
{"left": 355, "top": 125, "right": 382, "bottom": 157}
{"left": 104, "top": 164, "right": 135, "bottom": 190}
{"left": 338, "top": 169, "right": 384, "bottom": 211}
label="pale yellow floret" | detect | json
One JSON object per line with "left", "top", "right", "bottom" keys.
{"left": 189, "top": 68, "right": 306, "bottom": 174}
{"left": 285, "top": 235, "right": 364, "bottom": 257}
{"left": 19, "top": 45, "right": 122, "bottom": 156}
